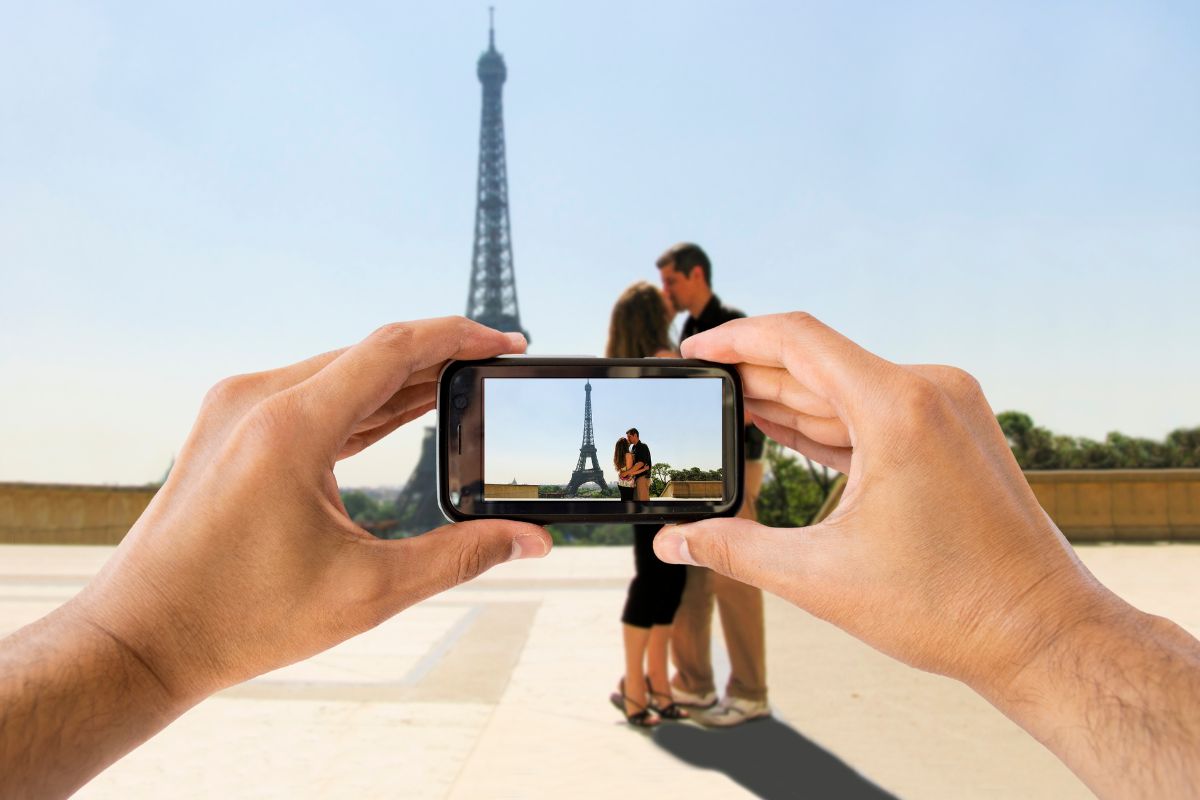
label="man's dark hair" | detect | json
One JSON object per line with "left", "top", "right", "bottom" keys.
{"left": 656, "top": 242, "right": 712, "bottom": 286}
{"left": 626, "top": 428, "right": 639, "bottom": 437}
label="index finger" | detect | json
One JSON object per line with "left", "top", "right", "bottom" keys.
{"left": 295, "top": 317, "right": 525, "bottom": 451}
{"left": 680, "top": 312, "right": 891, "bottom": 415}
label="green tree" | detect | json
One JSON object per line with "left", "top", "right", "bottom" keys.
{"left": 1167, "top": 428, "right": 1200, "bottom": 467}
{"left": 997, "top": 411, "right": 1200, "bottom": 469}
{"left": 1104, "top": 432, "right": 1169, "bottom": 468}
{"left": 341, "top": 490, "right": 382, "bottom": 522}
{"left": 997, "top": 411, "right": 1064, "bottom": 468}
{"left": 650, "top": 462, "right": 672, "bottom": 497}
{"left": 657, "top": 465, "right": 722, "bottom": 496}
{"left": 756, "top": 440, "right": 827, "bottom": 527}
{"left": 665, "top": 467, "right": 722, "bottom": 481}
{"left": 802, "top": 457, "right": 836, "bottom": 503}
{"left": 1071, "top": 437, "right": 1118, "bottom": 469}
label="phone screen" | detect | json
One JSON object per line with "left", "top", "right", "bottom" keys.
{"left": 438, "top": 357, "right": 743, "bottom": 523}
{"left": 483, "top": 377, "right": 725, "bottom": 502}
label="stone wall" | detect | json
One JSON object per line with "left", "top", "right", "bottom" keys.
{"left": 6, "top": 469, "right": 1199, "bottom": 545}
{"left": 483, "top": 484, "right": 539, "bottom": 499}
{"left": 661, "top": 480, "right": 723, "bottom": 499}
{"left": 0, "top": 482, "right": 157, "bottom": 545}
{"left": 1025, "top": 469, "right": 1200, "bottom": 542}
{"left": 813, "top": 469, "right": 1200, "bottom": 542}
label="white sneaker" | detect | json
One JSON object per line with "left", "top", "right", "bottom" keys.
{"left": 697, "top": 696, "right": 771, "bottom": 728}
{"left": 670, "top": 685, "right": 718, "bottom": 709}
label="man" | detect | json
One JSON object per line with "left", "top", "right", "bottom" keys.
{"left": 626, "top": 428, "right": 652, "bottom": 500}
{"left": 3, "top": 313, "right": 1199, "bottom": 798}
{"left": 657, "top": 241, "right": 770, "bottom": 727}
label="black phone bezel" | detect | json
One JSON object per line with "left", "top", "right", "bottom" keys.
{"left": 437, "top": 357, "right": 745, "bottom": 524}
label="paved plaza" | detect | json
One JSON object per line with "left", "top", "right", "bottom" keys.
{"left": 2, "top": 543, "right": 1197, "bottom": 798}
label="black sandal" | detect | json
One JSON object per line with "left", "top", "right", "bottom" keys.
{"left": 609, "top": 678, "right": 660, "bottom": 728}
{"left": 645, "top": 676, "right": 690, "bottom": 721}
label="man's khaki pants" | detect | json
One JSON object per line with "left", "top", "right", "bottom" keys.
{"left": 669, "top": 458, "right": 767, "bottom": 703}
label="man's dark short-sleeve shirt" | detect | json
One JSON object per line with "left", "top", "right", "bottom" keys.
{"left": 681, "top": 294, "right": 766, "bottom": 460}
{"left": 631, "top": 442, "right": 652, "bottom": 477}
{"left": 681, "top": 294, "right": 746, "bottom": 342}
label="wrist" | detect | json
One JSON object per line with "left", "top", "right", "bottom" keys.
{"left": 938, "top": 523, "right": 1125, "bottom": 702}
{"left": 0, "top": 602, "right": 195, "bottom": 797}
{"left": 59, "top": 598, "right": 200, "bottom": 716}
{"left": 972, "top": 586, "right": 1135, "bottom": 707}
{"left": 66, "top": 575, "right": 222, "bottom": 710}
{"left": 976, "top": 597, "right": 1200, "bottom": 797}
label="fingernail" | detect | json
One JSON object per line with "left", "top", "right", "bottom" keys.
{"left": 509, "top": 533, "right": 548, "bottom": 561}
{"left": 658, "top": 532, "right": 698, "bottom": 566}
{"left": 505, "top": 332, "right": 527, "bottom": 350}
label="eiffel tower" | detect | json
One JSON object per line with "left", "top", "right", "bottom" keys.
{"left": 394, "top": 11, "right": 528, "bottom": 535}
{"left": 390, "top": 427, "right": 441, "bottom": 536}
{"left": 465, "top": 7, "right": 528, "bottom": 340}
{"left": 566, "top": 380, "right": 609, "bottom": 496}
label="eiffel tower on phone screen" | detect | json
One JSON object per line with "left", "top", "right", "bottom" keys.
{"left": 565, "top": 380, "right": 609, "bottom": 496}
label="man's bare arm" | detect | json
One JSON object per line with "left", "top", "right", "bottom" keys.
{"left": 986, "top": 604, "right": 1200, "bottom": 798}
{"left": 0, "top": 603, "right": 190, "bottom": 798}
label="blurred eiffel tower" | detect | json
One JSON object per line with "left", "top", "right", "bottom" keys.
{"left": 393, "top": 10, "right": 529, "bottom": 535}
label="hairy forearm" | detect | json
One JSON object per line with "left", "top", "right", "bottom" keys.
{"left": 984, "top": 599, "right": 1200, "bottom": 798}
{"left": 0, "top": 602, "right": 190, "bottom": 799}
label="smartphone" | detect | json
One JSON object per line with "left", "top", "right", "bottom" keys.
{"left": 437, "top": 357, "right": 744, "bottom": 524}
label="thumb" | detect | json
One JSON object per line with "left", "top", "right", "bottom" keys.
{"left": 394, "top": 519, "right": 552, "bottom": 601}
{"left": 654, "top": 517, "right": 819, "bottom": 599}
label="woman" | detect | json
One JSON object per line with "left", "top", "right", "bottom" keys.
{"left": 605, "top": 281, "right": 689, "bottom": 728}
{"left": 614, "top": 437, "right": 637, "bottom": 506}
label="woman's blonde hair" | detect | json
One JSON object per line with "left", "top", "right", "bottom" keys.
{"left": 613, "top": 436, "right": 630, "bottom": 471}
{"left": 605, "top": 281, "right": 673, "bottom": 358}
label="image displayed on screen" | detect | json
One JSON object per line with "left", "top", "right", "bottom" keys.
{"left": 484, "top": 378, "right": 724, "bottom": 502}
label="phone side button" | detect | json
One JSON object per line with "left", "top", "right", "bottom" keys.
{"left": 457, "top": 424, "right": 462, "bottom": 455}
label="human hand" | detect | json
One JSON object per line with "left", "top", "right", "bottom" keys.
{"left": 653, "top": 312, "right": 1200, "bottom": 798}
{"left": 70, "top": 318, "right": 552, "bottom": 704}
{"left": 654, "top": 312, "right": 1118, "bottom": 691}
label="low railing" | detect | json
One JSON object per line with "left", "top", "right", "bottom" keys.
{"left": 660, "top": 480, "right": 723, "bottom": 499}
{"left": 5, "top": 470, "right": 1199, "bottom": 545}
{"left": 0, "top": 482, "right": 157, "bottom": 545}
{"left": 1025, "top": 469, "right": 1200, "bottom": 542}
{"left": 482, "top": 484, "right": 539, "bottom": 499}
{"left": 812, "top": 469, "right": 1200, "bottom": 542}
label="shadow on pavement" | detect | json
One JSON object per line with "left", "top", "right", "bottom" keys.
{"left": 652, "top": 717, "right": 897, "bottom": 799}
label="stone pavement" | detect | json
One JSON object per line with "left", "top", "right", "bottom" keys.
{"left": 2, "top": 543, "right": 1197, "bottom": 798}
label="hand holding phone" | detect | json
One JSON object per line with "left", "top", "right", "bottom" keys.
{"left": 650, "top": 312, "right": 1200, "bottom": 798}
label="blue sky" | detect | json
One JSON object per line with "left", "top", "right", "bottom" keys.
{"left": 484, "top": 378, "right": 723, "bottom": 486}
{"left": 1, "top": 2, "right": 1197, "bottom": 487}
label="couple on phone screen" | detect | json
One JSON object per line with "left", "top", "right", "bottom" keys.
{"left": 615, "top": 428, "right": 652, "bottom": 503}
